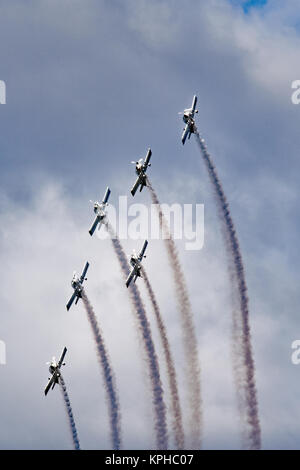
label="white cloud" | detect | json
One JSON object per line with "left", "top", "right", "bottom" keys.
{"left": 1, "top": 0, "right": 300, "bottom": 449}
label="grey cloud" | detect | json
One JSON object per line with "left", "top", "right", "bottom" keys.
{"left": 0, "top": 0, "right": 299, "bottom": 449}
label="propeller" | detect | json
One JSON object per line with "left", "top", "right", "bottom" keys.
{"left": 132, "top": 158, "right": 143, "bottom": 165}
{"left": 46, "top": 356, "right": 56, "bottom": 365}
{"left": 129, "top": 249, "right": 137, "bottom": 259}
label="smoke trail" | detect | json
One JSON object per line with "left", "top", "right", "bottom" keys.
{"left": 147, "top": 180, "right": 202, "bottom": 449}
{"left": 81, "top": 289, "right": 122, "bottom": 450}
{"left": 141, "top": 266, "right": 185, "bottom": 450}
{"left": 106, "top": 223, "right": 168, "bottom": 449}
{"left": 195, "top": 132, "right": 261, "bottom": 449}
{"left": 229, "top": 265, "right": 249, "bottom": 449}
{"left": 59, "top": 374, "right": 80, "bottom": 450}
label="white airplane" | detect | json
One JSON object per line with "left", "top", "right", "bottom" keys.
{"left": 180, "top": 95, "right": 198, "bottom": 145}
{"left": 131, "top": 148, "right": 152, "bottom": 196}
{"left": 66, "top": 262, "right": 89, "bottom": 311}
{"left": 44, "top": 347, "right": 67, "bottom": 396}
{"left": 89, "top": 187, "right": 111, "bottom": 236}
{"left": 126, "top": 240, "right": 148, "bottom": 288}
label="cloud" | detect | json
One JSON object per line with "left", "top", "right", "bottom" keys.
{"left": 126, "top": 0, "right": 179, "bottom": 50}
{"left": 0, "top": 0, "right": 299, "bottom": 449}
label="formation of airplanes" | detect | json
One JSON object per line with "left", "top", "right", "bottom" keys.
{"left": 66, "top": 262, "right": 89, "bottom": 311}
{"left": 126, "top": 240, "right": 148, "bottom": 288}
{"left": 44, "top": 347, "right": 67, "bottom": 396}
{"left": 89, "top": 187, "right": 111, "bottom": 236}
{"left": 180, "top": 95, "right": 198, "bottom": 145}
{"left": 44, "top": 96, "right": 197, "bottom": 395}
{"left": 130, "top": 148, "right": 152, "bottom": 196}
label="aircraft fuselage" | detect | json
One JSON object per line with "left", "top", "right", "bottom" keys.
{"left": 93, "top": 202, "right": 106, "bottom": 218}
{"left": 49, "top": 363, "right": 60, "bottom": 381}
{"left": 71, "top": 278, "right": 82, "bottom": 295}
{"left": 130, "top": 256, "right": 142, "bottom": 278}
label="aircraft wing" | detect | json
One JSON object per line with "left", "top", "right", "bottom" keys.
{"left": 66, "top": 292, "right": 77, "bottom": 311}
{"left": 89, "top": 216, "right": 99, "bottom": 237}
{"left": 131, "top": 175, "right": 142, "bottom": 197}
{"left": 181, "top": 123, "right": 190, "bottom": 145}
{"left": 44, "top": 371, "right": 58, "bottom": 396}
{"left": 191, "top": 95, "right": 197, "bottom": 113}
{"left": 80, "top": 262, "right": 89, "bottom": 283}
{"left": 144, "top": 148, "right": 152, "bottom": 168}
{"left": 138, "top": 240, "right": 148, "bottom": 260}
{"left": 102, "top": 187, "right": 111, "bottom": 204}
{"left": 126, "top": 267, "right": 136, "bottom": 288}
{"left": 58, "top": 347, "right": 67, "bottom": 368}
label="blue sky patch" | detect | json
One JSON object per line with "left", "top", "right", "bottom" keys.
{"left": 230, "top": 0, "right": 268, "bottom": 13}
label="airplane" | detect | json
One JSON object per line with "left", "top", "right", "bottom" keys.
{"left": 44, "top": 347, "right": 67, "bottom": 396}
{"left": 66, "top": 261, "right": 89, "bottom": 311}
{"left": 130, "top": 148, "right": 152, "bottom": 196}
{"left": 89, "top": 187, "right": 111, "bottom": 236}
{"left": 179, "top": 95, "right": 198, "bottom": 145}
{"left": 126, "top": 240, "right": 148, "bottom": 288}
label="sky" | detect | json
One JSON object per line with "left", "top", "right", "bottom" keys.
{"left": 0, "top": 0, "right": 299, "bottom": 450}
{"left": 231, "top": 0, "right": 268, "bottom": 14}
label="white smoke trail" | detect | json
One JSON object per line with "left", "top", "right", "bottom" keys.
{"left": 141, "top": 266, "right": 185, "bottom": 449}
{"left": 147, "top": 180, "right": 202, "bottom": 449}
{"left": 81, "top": 289, "right": 122, "bottom": 450}
{"left": 59, "top": 374, "right": 80, "bottom": 450}
{"left": 106, "top": 223, "right": 169, "bottom": 449}
{"left": 195, "top": 132, "right": 261, "bottom": 449}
